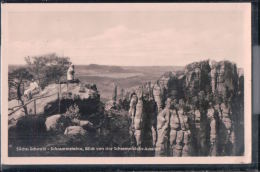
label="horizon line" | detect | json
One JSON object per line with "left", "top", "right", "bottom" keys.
{"left": 8, "top": 63, "right": 185, "bottom": 67}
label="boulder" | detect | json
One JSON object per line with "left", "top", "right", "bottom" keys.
{"left": 71, "top": 118, "right": 94, "bottom": 129}
{"left": 64, "top": 126, "right": 87, "bottom": 137}
{"left": 45, "top": 114, "right": 62, "bottom": 131}
{"left": 79, "top": 120, "right": 93, "bottom": 128}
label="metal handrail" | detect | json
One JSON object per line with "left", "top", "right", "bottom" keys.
{"left": 8, "top": 75, "right": 63, "bottom": 101}
{"left": 8, "top": 92, "right": 59, "bottom": 116}
{"left": 8, "top": 77, "right": 74, "bottom": 117}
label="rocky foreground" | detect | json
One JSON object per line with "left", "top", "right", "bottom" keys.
{"left": 8, "top": 60, "right": 244, "bottom": 157}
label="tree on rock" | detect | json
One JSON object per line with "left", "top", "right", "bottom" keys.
{"left": 25, "top": 53, "right": 71, "bottom": 89}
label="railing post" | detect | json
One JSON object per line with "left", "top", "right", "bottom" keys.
{"left": 24, "top": 103, "right": 27, "bottom": 115}
{"left": 67, "top": 81, "right": 68, "bottom": 92}
{"left": 34, "top": 99, "right": 36, "bottom": 115}
{"left": 59, "top": 81, "right": 61, "bottom": 95}
{"left": 59, "top": 81, "right": 61, "bottom": 113}
{"left": 58, "top": 92, "right": 60, "bottom": 114}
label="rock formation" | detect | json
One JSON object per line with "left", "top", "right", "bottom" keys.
{"left": 8, "top": 82, "right": 104, "bottom": 153}
{"left": 8, "top": 82, "right": 101, "bottom": 129}
{"left": 129, "top": 60, "right": 244, "bottom": 156}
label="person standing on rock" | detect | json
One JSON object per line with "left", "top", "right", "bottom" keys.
{"left": 67, "top": 64, "right": 75, "bottom": 91}
{"left": 67, "top": 64, "right": 75, "bottom": 83}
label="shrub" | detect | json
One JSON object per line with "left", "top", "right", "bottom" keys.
{"left": 64, "top": 104, "right": 81, "bottom": 120}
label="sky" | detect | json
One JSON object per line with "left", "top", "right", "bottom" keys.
{"left": 2, "top": 3, "right": 251, "bottom": 67}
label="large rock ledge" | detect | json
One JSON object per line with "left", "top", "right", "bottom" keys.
{"left": 8, "top": 82, "right": 101, "bottom": 128}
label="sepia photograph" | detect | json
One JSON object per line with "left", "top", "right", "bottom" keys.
{"left": 1, "top": 3, "right": 251, "bottom": 164}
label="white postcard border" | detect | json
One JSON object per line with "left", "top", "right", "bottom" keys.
{"left": 1, "top": 3, "right": 252, "bottom": 165}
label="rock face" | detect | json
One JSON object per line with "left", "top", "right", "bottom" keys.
{"left": 8, "top": 82, "right": 101, "bottom": 128}
{"left": 8, "top": 81, "right": 104, "bottom": 154}
{"left": 129, "top": 85, "right": 157, "bottom": 153}
{"left": 129, "top": 60, "right": 244, "bottom": 156}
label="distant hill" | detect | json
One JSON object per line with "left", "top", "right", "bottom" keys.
{"left": 74, "top": 64, "right": 185, "bottom": 101}
{"left": 77, "top": 64, "right": 131, "bottom": 73}
{"left": 76, "top": 64, "right": 184, "bottom": 76}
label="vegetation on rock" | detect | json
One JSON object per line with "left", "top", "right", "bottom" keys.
{"left": 25, "top": 53, "right": 71, "bottom": 89}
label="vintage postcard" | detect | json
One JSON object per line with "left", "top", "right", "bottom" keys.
{"left": 1, "top": 3, "right": 251, "bottom": 165}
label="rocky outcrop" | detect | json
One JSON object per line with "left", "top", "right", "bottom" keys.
{"left": 8, "top": 81, "right": 105, "bottom": 153}
{"left": 133, "top": 88, "right": 144, "bottom": 147}
{"left": 185, "top": 61, "right": 211, "bottom": 98}
{"left": 128, "top": 85, "right": 157, "bottom": 152}
{"left": 129, "top": 60, "right": 244, "bottom": 156}
{"left": 8, "top": 82, "right": 101, "bottom": 128}
{"left": 155, "top": 98, "right": 171, "bottom": 156}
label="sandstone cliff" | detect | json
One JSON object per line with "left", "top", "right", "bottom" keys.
{"left": 128, "top": 60, "right": 244, "bottom": 156}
